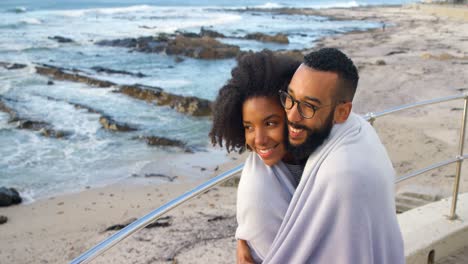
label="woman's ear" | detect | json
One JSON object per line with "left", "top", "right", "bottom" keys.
{"left": 334, "top": 102, "right": 352, "bottom": 124}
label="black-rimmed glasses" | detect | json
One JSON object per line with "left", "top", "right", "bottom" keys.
{"left": 279, "top": 90, "right": 337, "bottom": 119}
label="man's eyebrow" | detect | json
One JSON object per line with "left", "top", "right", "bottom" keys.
{"left": 287, "top": 86, "right": 322, "bottom": 105}
{"left": 304, "top": 96, "right": 322, "bottom": 105}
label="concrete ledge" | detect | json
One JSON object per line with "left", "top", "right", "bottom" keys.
{"left": 398, "top": 192, "right": 468, "bottom": 263}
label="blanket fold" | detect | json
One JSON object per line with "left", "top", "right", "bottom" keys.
{"left": 263, "top": 113, "right": 405, "bottom": 264}
{"left": 236, "top": 153, "right": 297, "bottom": 262}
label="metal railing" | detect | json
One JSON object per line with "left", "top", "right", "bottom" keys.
{"left": 71, "top": 92, "right": 468, "bottom": 264}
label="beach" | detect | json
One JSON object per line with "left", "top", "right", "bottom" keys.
{"left": 1, "top": 4, "right": 468, "bottom": 264}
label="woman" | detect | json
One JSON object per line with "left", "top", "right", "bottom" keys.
{"left": 209, "top": 50, "right": 301, "bottom": 263}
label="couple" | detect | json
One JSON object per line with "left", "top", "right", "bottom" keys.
{"left": 210, "top": 48, "right": 404, "bottom": 264}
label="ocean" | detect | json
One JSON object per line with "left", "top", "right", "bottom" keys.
{"left": 0, "top": 0, "right": 415, "bottom": 201}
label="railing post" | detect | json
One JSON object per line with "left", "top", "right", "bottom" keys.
{"left": 449, "top": 96, "right": 468, "bottom": 220}
{"left": 366, "top": 112, "right": 376, "bottom": 126}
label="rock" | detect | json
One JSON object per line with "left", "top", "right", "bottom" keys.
{"left": 0, "top": 215, "right": 7, "bottom": 224}
{"left": 97, "top": 34, "right": 240, "bottom": 60}
{"left": 119, "top": 85, "right": 212, "bottom": 116}
{"left": 95, "top": 38, "right": 138, "bottom": 48}
{"left": 140, "top": 136, "right": 185, "bottom": 148}
{"left": 35, "top": 64, "right": 115, "bottom": 88}
{"left": 99, "top": 116, "right": 137, "bottom": 132}
{"left": 0, "top": 97, "right": 69, "bottom": 138}
{"left": 385, "top": 50, "right": 407, "bottom": 56}
{"left": 166, "top": 36, "right": 240, "bottom": 59}
{"left": 176, "top": 31, "right": 200, "bottom": 38}
{"left": 39, "top": 128, "right": 71, "bottom": 138}
{"left": 34, "top": 63, "right": 212, "bottom": 116}
{"left": 144, "top": 173, "right": 178, "bottom": 182}
{"left": 0, "top": 61, "right": 27, "bottom": 70}
{"left": 47, "top": 80, "right": 54, "bottom": 85}
{"left": 245, "top": 33, "right": 289, "bottom": 44}
{"left": 146, "top": 216, "right": 172, "bottom": 228}
{"left": 48, "top": 36, "right": 74, "bottom": 43}
{"left": 0, "top": 99, "right": 19, "bottom": 119}
{"left": 200, "top": 27, "right": 225, "bottom": 38}
{"left": 169, "top": 95, "right": 213, "bottom": 116}
{"left": 376, "top": 60, "right": 386, "bottom": 65}
{"left": 0, "top": 187, "right": 22, "bottom": 206}
{"left": 91, "top": 66, "right": 147, "bottom": 78}
{"left": 104, "top": 218, "right": 137, "bottom": 231}
{"left": 273, "top": 50, "right": 304, "bottom": 61}
{"left": 17, "top": 120, "right": 49, "bottom": 130}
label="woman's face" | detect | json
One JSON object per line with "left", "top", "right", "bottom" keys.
{"left": 242, "top": 96, "right": 287, "bottom": 166}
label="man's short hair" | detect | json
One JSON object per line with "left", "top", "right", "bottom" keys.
{"left": 303, "top": 48, "right": 359, "bottom": 101}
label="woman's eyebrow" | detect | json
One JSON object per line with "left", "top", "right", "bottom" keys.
{"left": 263, "top": 114, "right": 281, "bottom": 122}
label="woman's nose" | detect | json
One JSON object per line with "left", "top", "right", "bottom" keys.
{"left": 254, "top": 129, "right": 267, "bottom": 146}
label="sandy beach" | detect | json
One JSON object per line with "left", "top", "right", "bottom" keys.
{"left": 1, "top": 4, "right": 468, "bottom": 263}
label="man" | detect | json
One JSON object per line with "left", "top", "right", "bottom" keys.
{"left": 263, "top": 48, "right": 405, "bottom": 263}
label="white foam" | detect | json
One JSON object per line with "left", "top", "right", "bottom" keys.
{"left": 19, "top": 18, "right": 42, "bottom": 25}
{"left": 55, "top": 5, "right": 158, "bottom": 17}
{"left": 306, "top": 1, "right": 361, "bottom": 9}
{"left": 254, "top": 2, "right": 284, "bottom": 8}
{"left": 151, "top": 79, "right": 192, "bottom": 88}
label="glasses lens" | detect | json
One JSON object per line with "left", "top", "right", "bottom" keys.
{"left": 298, "top": 103, "right": 315, "bottom": 118}
{"left": 280, "top": 91, "right": 293, "bottom": 110}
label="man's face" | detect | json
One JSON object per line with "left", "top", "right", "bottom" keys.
{"left": 285, "top": 64, "right": 339, "bottom": 158}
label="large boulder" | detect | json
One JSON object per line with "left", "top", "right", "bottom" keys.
{"left": 0, "top": 187, "right": 22, "bottom": 206}
{"left": 96, "top": 34, "right": 240, "bottom": 60}
{"left": 166, "top": 35, "right": 240, "bottom": 59}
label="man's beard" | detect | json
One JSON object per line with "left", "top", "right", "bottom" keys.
{"left": 286, "top": 109, "right": 335, "bottom": 162}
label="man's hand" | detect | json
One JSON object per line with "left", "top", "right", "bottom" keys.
{"left": 237, "top": 239, "right": 255, "bottom": 264}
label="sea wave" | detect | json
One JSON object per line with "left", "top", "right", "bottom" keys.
{"left": 19, "top": 17, "right": 42, "bottom": 25}
{"left": 311, "top": 0, "right": 361, "bottom": 8}
{"left": 226, "top": 0, "right": 361, "bottom": 10}
{"left": 6, "top": 6, "right": 28, "bottom": 13}
{"left": 55, "top": 4, "right": 158, "bottom": 17}
{"left": 254, "top": 2, "right": 284, "bottom": 8}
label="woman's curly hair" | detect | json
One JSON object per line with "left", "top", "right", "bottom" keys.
{"left": 209, "top": 50, "right": 301, "bottom": 153}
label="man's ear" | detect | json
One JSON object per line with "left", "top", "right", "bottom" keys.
{"left": 334, "top": 102, "right": 352, "bottom": 124}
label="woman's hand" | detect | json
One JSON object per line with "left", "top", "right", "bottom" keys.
{"left": 237, "top": 239, "right": 255, "bottom": 264}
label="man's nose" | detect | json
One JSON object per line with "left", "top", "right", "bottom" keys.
{"left": 287, "top": 104, "right": 303, "bottom": 123}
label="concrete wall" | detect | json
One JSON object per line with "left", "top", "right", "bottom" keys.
{"left": 398, "top": 192, "right": 468, "bottom": 263}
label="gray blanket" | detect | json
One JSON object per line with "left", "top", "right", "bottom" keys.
{"left": 236, "top": 153, "right": 297, "bottom": 262}
{"left": 263, "top": 113, "right": 405, "bottom": 263}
